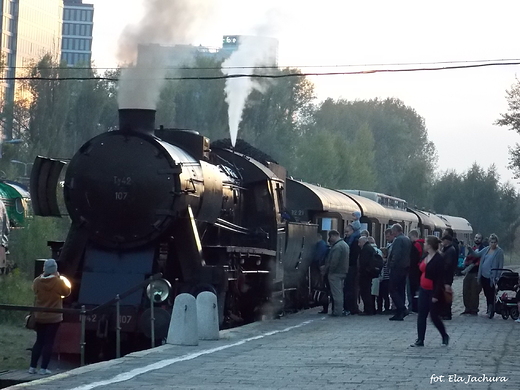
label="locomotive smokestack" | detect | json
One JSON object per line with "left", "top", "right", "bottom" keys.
{"left": 119, "top": 109, "right": 156, "bottom": 136}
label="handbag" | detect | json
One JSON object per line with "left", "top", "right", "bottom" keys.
{"left": 25, "top": 314, "right": 36, "bottom": 330}
{"left": 443, "top": 288, "right": 453, "bottom": 304}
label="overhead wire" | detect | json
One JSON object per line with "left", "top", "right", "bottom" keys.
{"left": 1, "top": 61, "right": 520, "bottom": 81}
{"left": 3, "top": 58, "right": 520, "bottom": 71}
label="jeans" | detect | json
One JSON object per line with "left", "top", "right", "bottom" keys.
{"left": 389, "top": 267, "right": 408, "bottom": 317}
{"left": 30, "top": 322, "right": 60, "bottom": 369}
{"left": 417, "top": 287, "right": 448, "bottom": 341}
{"left": 328, "top": 273, "right": 346, "bottom": 316}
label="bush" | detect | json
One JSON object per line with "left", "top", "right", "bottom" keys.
{"left": 8, "top": 216, "right": 70, "bottom": 276}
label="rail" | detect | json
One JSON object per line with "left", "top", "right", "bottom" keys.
{"left": 0, "top": 273, "right": 163, "bottom": 366}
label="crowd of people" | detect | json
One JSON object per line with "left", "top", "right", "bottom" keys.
{"left": 313, "top": 212, "right": 514, "bottom": 347}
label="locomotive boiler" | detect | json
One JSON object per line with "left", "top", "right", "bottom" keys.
{"left": 30, "top": 108, "right": 317, "bottom": 359}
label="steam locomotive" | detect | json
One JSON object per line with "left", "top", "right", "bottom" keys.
{"left": 30, "top": 108, "right": 472, "bottom": 359}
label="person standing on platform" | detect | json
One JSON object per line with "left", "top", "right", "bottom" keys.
{"left": 408, "top": 230, "right": 423, "bottom": 313}
{"left": 468, "top": 233, "right": 504, "bottom": 318}
{"left": 344, "top": 224, "right": 361, "bottom": 315}
{"left": 358, "top": 236, "right": 376, "bottom": 315}
{"left": 29, "top": 259, "right": 71, "bottom": 375}
{"left": 440, "top": 235, "right": 457, "bottom": 320}
{"left": 388, "top": 223, "right": 411, "bottom": 321}
{"left": 321, "top": 230, "right": 350, "bottom": 317}
{"left": 461, "top": 233, "right": 485, "bottom": 315}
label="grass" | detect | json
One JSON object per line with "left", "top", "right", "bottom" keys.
{"left": 0, "top": 323, "right": 34, "bottom": 370}
{"left": 0, "top": 270, "right": 35, "bottom": 370}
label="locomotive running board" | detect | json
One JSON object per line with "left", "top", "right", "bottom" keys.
{"left": 30, "top": 156, "right": 66, "bottom": 217}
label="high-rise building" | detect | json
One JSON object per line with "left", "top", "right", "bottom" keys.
{"left": 0, "top": 0, "right": 63, "bottom": 140}
{"left": 136, "top": 35, "right": 279, "bottom": 69}
{"left": 61, "top": 0, "right": 93, "bottom": 66}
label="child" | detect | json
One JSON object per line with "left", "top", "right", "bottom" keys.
{"left": 352, "top": 211, "right": 362, "bottom": 232}
{"left": 378, "top": 247, "right": 391, "bottom": 314}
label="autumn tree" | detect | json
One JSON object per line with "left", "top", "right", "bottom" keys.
{"left": 496, "top": 77, "right": 520, "bottom": 178}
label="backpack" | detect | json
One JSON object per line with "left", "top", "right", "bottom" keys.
{"left": 368, "top": 253, "right": 384, "bottom": 278}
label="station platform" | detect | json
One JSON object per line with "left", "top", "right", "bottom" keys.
{"left": 7, "top": 271, "right": 520, "bottom": 390}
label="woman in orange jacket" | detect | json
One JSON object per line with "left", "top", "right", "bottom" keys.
{"left": 29, "top": 259, "right": 71, "bottom": 375}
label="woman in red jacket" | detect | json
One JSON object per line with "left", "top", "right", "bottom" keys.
{"left": 410, "top": 235, "right": 450, "bottom": 347}
{"left": 29, "top": 259, "right": 71, "bottom": 375}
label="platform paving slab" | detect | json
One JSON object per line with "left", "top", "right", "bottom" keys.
{"left": 6, "top": 270, "right": 520, "bottom": 390}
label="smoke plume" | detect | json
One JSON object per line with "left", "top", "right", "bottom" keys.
{"left": 117, "top": 0, "right": 217, "bottom": 109}
{"left": 222, "top": 36, "right": 278, "bottom": 146}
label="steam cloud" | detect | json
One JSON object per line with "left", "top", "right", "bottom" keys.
{"left": 117, "top": 0, "right": 216, "bottom": 109}
{"left": 222, "top": 36, "right": 278, "bottom": 147}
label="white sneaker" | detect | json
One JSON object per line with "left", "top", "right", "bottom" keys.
{"left": 28, "top": 367, "right": 36, "bottom": 374}
{"left": 515, "top": 318, "right": 520, "bottom": 323}
{"left": 39, "top": 369, "right": 51, "bottom": 375}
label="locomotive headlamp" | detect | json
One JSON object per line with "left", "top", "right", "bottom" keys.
{"left": 60, "top": 275, "right": 72, "bottom": 298}
{"left": 146, "top": 279, "right": 172, "bottom": 303}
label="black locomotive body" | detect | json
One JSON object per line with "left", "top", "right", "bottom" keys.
{"left": 31, "top": 109, "right": 317, "bottom": 358}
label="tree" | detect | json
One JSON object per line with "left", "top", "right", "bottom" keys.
{"left": 238, "top": 68, "right": 315, "bottom": 170}
{"left": 496, "top": 77, "right": 520, "bottom": 178}
{"left": 300, "top": 97, "right": 436, "bottom": 202}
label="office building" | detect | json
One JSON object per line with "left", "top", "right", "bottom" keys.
{"left": 0, "top": 0, "right": 63, "bottom": 140}
{"left": 61, "top": 0, "right": 93, "bottom": 66}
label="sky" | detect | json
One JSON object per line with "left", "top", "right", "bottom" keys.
{"left": 89, "top": 0, "right": 520, "bottom": 187}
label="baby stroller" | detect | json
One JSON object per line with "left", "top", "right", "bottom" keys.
{"left": 492, "top": 268, "right": 519, "bottom": 320}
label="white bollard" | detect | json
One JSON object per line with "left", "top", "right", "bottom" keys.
{"left": 196, "top": 291, "right": 219, "bottom": 340}
{"left": 166, "top": 293, "right": 198, "bottom": 346}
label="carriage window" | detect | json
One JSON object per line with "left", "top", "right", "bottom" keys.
{"left": 321, "top": 218, "right": 332, "bottom": 230}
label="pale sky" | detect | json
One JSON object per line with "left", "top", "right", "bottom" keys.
{"left": 89, "top": 0, "right": 520, "bottom": 187}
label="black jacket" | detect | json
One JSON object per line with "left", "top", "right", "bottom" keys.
{"left": 425, "top": 252, "right": 452, "bottom": 302}
{"left": 358, "top": 242, "right": 376, "bottom": 277}
{"left": 388, "top": 233, "right": 411, "bottom": 269}
{"left": 441, "top": 244, "right": 458, "bottom": 285}
{"left": 346, "top": 236, "right": 361, "bottom": 268}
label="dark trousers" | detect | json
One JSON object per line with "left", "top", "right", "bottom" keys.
{"left": 417, "top": 287, "right": 448, "bottom": 341}
{"left": 30, "top": 322, "right": 60, "bottom": 369}
{"left": 463, "top": 272, "right": 481, "bottom": 313}
{"left": 440, "top": 284, "right": 453, "bottom": 319}
{"left": 408, "top": 274, "right": 420, "bottom": 312}
{"left": 389, "top": 267, "right": 408, "bottom": 317}
{"left": 377, "top": 279, "right": 390, "bottom": 312}
{"left": 322, "top": 275, "right": 331, "bottom": 312}
{"left": 344, "top": 266, "right": 359, "bottom": 313}
{"left": 481, "top": 276, "right": 495, "bottom": 306}
{"left": 359, "top": 275, "right": 374, "bottom": 314}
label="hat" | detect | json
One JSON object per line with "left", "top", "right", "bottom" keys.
{"left": 352, "top": 211, "right": 361, "bottom": 219}
{"left": 441, "top": 235, "right": 453, "bottom": 242}
{"left": 43, "top": 259, "right": 57, "bottom": 275}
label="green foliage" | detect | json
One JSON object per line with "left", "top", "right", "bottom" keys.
{"left": 496, "top": 78, "right": 520, "bottom": 178}
{"left": 9, "top": 217, "right": 70, "bottom": 275}
{"left": 0, "top": 269, "right": 33, "bottom": 324}
{"left": 430, "top": 164, "right": 520, "bottom": 249}
{"left": 296, "top": 97, "right": 435, "bottom": 204}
